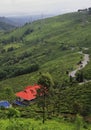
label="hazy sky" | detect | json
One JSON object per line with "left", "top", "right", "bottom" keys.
{"left": 0, "top": 0, "right": 91, "bottom": 16}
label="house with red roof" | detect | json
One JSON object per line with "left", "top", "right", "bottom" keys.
{"left": 14, "top": 85, "right": 40, "bottom": 106}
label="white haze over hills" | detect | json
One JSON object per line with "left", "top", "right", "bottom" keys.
{"left": 0, "top": 14, "right": 54, "bottom": 26}
{"left": 0, "top": 0, "right": 91, "bottom": 16}
{"left": 0, "top": 0, "right": 91, "bottom": 26}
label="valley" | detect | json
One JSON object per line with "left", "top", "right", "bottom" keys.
{"left": 0, "top": 11, "right": 91, "bottom": 129}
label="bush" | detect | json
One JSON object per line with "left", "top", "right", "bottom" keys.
{"left": 7, "top": 108, "right": 20, "bottom": 118}
{"left": 7, "top": 47, "right": 14, "bottom": 52}
{"left": 0, "top": 110, "right": 8, "bottom": 119}
{"left": 24, "top": 29, "right": 34, "bottom": 36}
{"left": 6, "top": 119, "right": 30, "bottom": 130}
{"left": 14, "top": 64, "right": 39, "bottom": 76}
{"left": 88, "top": 7, "right": 91, "bottom": 14}
{"left": 76, "top": 71, "right": 84, "bottom": 82}
{"left": 74, "top": 114, "right": 83, "bottom": 130}
{"left": 0, "top": 70, "right": 7, "bottom": 80}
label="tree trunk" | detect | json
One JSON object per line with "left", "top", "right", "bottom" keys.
{"left": 42, "top": 93, "right": 46, "bottom": 124}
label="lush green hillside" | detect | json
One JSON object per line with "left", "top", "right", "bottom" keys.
{"left": 0, "top": 12, "right": 91, "bottom": 81}
{"left": 0, "top": 11, "right": 91, "bottom": 117}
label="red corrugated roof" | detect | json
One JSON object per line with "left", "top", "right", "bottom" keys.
{"left": 16, "top": 85, "right": 40, "bottom": 101}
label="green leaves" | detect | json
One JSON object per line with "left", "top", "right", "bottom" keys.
{"left": 38, "top": 72, "right": 54, "bottom": 88}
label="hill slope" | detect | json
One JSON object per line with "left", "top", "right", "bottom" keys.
{"left": 0, "top": 17, "right": 17, "bottom": 31}
{"left": 0, "top": 12, "right": 91, "bottom": 114}
{"left": 0, "top": 12, "right": 91, "bottom": 80}
{"left": 0, "top": 21, "right": 15, "bottom": 31}
{"left": 0, "top": 17, "right": 17, "bottom": 26}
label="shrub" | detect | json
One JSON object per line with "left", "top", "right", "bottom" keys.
{"left": 0, "top": 70, "right": 7, "bottom": 80}
{"left": 6, "top": 119, "right": 30, "bottom": 130}
{"left": 74, "top": 114, "right": 83, "bottom": 130}
{"left": 7, "top": 47, "right": 14, "bottom": 52}
{"left": 7, "top": 108, "right": 20, "bottom": 118}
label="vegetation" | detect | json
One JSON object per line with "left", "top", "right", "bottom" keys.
{"left": 37, "top": 72, "right": 54, "bottom": 123}
{"left": 0, "top": 22, "right": 15, "bottom": 31}
{"left": 0, "top": 118, "right": 91, "bottom": 130}
{"left": 0, "top": 11, "right": 91, "bottom": 128}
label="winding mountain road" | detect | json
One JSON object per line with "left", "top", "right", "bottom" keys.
{"left": 69, "top": 53, "right": 90, "bottom": 78}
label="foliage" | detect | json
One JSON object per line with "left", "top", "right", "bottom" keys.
{"left": 0, "top": 12, "right": 91, "bottom": 118}
{"left": 88, "top": 8, "right": 91, "bottom": 14}
{"left": 37, "top": 72, "right": 54, "bottom": 123}
{"left": 7, "top": 108, "right": 20, "bottom": 118}
{"left": 0, "top": 118, "right": 90, "bottom": 130}
{"left": 4, "top": 87, "right": 15, "bottom": 101}
{"left": 0, "top": 63, "right": 39, "bottom": 80}
{"left": 38, "top": 72, "right": 54, "bottom": 89}
{"left": 76, "top": 71, "right": 84, "bottom": 82}
{"left": 74, "top": 114, "right": 83, "bottom": 130}
{"left": 0, "top": 12, "right": 91, "bottom": 83}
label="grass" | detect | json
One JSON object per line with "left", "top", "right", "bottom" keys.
{"left": 0, "top": 118, "right": 91, "bottom": 130}
{"left": 3, "top": 42, "right": 22, "bottom": 51}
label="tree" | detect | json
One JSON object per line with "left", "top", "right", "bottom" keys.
{"left": 76, "top": 71, "right": 84, "bottom": 82}
{"left": 72, "top": 101, "right": 83, "bottom": 114}
{"left": 37, "top": 72, "right": 54, "bottom": 123}
{"left": 88, "top": 7, "right": 91, "bottom": 14}
{"left": 0, "top": 70, "right": 7, "bottom": 80}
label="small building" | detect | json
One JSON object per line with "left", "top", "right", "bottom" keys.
{"left": 78, "top": 8, "right": 87, "bottom": 12}
{"left": 0, "top": 101, "right": 11, "bottom": 108}
{"left": 14, "top": 85, "right": 40, "bottom": 106}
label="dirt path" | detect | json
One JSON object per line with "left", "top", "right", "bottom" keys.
{"left": 69, "top": 53, "right": 90, "bottom": 77}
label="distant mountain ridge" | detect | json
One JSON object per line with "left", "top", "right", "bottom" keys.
{"left": 0, "top": 22, "right": 15, "bottom": 31}
{"left": 8, "top": 14, "right": 54, "bottom": 26}
{"left": 0, "top": 14, "right": 54, "bottom": 27}
{"left": 0, "top": 17, "right": 17, "bottom": 31}
{"left": 0, "top": 17, "right": 17, "bottom": 26}
{"left": 0, "top": 14, "right": 54, "bottom": 31}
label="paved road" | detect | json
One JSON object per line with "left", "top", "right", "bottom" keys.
{"left": 79, "top": 80, "right": 91, "bottom": 85}
{"left": 69, "top": 54, "right": 89, "bottom": 77}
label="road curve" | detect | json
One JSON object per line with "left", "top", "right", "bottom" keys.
{"left": 69, "top": 53, "right": 89, "bottom": 77}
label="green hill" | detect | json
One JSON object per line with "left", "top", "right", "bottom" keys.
{"left": 0, "top": 12, "right": 91, "bottom": 81}
{"left": 0, "top": 21, "right": 15, "bottom": 31}
{"left": 0, "top": 11, "right": 91, "bottom": 84}
{"left": 0, "top": 12, "right": 91, "bottom": 115}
